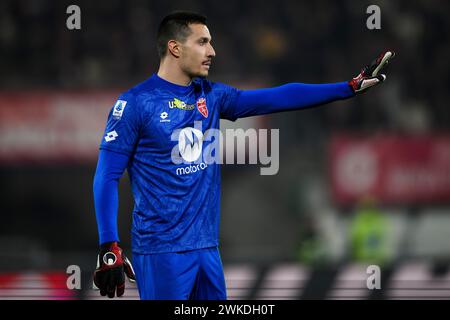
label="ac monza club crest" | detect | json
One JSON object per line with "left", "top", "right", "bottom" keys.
{"left": 196, "top": 98, "right": 208, "bottom": 118}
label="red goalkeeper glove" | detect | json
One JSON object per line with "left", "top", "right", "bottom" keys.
{"left": 93, "top": 242, "right": 136, "bottom": 298}
{"left": 349, "top": 50, "right": 395, "bottom": 94}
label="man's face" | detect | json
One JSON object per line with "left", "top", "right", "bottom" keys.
{"left": 178, "top": 23, "right": 216, "bottom": 78}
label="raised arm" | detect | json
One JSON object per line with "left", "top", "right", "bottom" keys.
{"left": 233, "top": 81, "right": 354, "bottom": 118}
{"left": 221, "top": 51, "right": 395, "bottom": 120}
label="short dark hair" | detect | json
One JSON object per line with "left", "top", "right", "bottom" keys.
{"left": 156, "top": 11, "right": 207, "bottom": 59}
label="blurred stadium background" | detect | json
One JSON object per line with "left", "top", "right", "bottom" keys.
{"left": 1, "top": 0, "right": 450, "bottom": 299}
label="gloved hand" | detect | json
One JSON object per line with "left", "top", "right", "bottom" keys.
{"left": 93, "top": 241, "right": 136, "bottom": 298}
{"left": 349, "top": 50, "right": 395, "bottom": 94}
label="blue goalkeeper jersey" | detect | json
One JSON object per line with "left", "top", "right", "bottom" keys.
{"left": 96, "top": 72, "right": 354, "bottom": 254}
{"left": 99, "top": 74, "right": 239, "bottom": 254}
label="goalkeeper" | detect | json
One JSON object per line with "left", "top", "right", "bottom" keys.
{"left": 93, "top": 11, "right": 395, "bottom": 299}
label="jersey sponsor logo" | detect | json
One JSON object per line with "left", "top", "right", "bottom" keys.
{"left": 176, "top": 163, "right": 208, "bottom": 176}
{"left": 171, "top": 122, "right": 209, "bottom": 176}
{"left": 104, "top": 130, "right": 118, "bottom": 142}
{"left": 112, "top": 100, "right": 127, "bottom": 120}
{"left": 168, "top": 98, "right": 195, "bottom": 110}
{"left": 178, "top": 127, "right": 203, "bottom": 162}
{"left": 196, "top": 98, "right": 208, "bottom": 118}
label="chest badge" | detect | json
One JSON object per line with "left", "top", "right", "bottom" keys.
{"left": 196, "top": 98, "right": 208, "bottom": 118}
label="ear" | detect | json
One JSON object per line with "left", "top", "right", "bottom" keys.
{"left": 167, "top": 40, "right": 181, "bottom": 58}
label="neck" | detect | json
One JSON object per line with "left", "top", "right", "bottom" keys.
{"left": 157, "top": 59, "right": 192, "bottom": 86}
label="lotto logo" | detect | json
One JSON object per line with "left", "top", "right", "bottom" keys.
{"left": 105, "top": 130, "right": 118, "bottom": 142}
